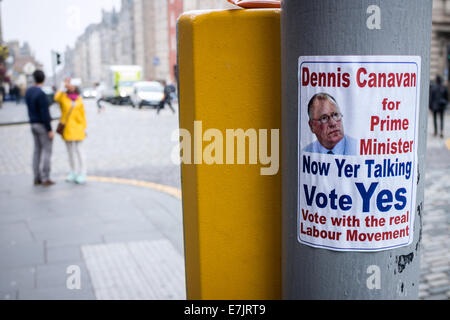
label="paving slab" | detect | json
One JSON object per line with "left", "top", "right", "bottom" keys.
{"left": 0, "top": 174, "right": 184, "bottom": 300}
{"left": 46, "top": 245, "right": 84, "bottom": 264}
{"left": 35, "top": 261, "right": 92, "bottom": 289}
{"left": 0, "top": 266, "right": 36, "bottom": 291}
{"left": 82, "top": 240, "right": 186, "bottom": 300}
{"left": 0, "top": 242, "right": 45, "bottom": 269}
{"left": 18, "top": 286, "right": 96, "bottom": 300}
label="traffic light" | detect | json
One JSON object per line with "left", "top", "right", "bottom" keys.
{"left": 56, "top": 52, "right": 62, "bottom": 65}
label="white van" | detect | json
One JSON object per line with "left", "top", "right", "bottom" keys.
{"left": 131, "top": 81, "right": 165, "bottom": 109}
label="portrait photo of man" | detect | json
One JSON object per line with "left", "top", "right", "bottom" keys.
{"left": 303, "top": 92, "right": 357, "bottom": 155}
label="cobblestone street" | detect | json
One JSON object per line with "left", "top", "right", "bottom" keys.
{"left": 418, "top": 113, "right": 450, "bottom": 300}
{"left": 0, "top": 100, "right": 448, "bottom": 300}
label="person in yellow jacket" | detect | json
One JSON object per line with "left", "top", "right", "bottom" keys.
{"left": 54, "top": 78, "right": 87, "bottom": 184}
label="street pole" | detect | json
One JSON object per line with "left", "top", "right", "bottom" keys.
{"left": 281, "top": 0, "right": 432, "bottom": 299}
{"left": 51, "top": 50, "right": 56, "bottom": 88}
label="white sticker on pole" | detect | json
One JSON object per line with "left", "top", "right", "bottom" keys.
{"left": 297, "top": 56, "right": 420, "bottom": 252}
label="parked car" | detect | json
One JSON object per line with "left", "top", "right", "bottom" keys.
{"left": 131, "top": 81, "right": 165, "bottom": 109}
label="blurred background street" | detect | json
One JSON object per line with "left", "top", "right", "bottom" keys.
{"left": 0, "top": 99, "right": 181, "bottom": 188}
{"left": 0, "top": 0, "right": 449, "bottom": 301}
{"left": 0, "top": 99, "right": 186, "bottom": 299}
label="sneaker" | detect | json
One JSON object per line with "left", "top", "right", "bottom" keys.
{"left": 66, "top": 173, "right": 77, "bottom": 183}
{"left": 75, "top": 174, "right": 87, "bottom": 184}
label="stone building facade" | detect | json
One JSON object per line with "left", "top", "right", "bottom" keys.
{"left": 63, "top": 0, "right": 236, "bottom": 87}
{"left": 431, "top": 0, "right": 450, "bottom": 83}
{"left": 64, "top": 1, "right": 450, "bottom": 87}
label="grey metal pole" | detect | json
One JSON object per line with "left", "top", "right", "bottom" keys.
{"left": 281, "top": 0, "right": 432, "bottom": 299}
{"left": 51, "top": 50, "right": 57, "bottom": 88}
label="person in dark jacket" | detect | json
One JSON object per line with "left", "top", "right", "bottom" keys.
{"left": 157, "top": 81, "right": 176, "bottom": 115}
{"left": 15, "top": 85, "right": 21, "bottom": 104}
{"left": 429, "top": 75, "right": 448, "bottom": 138}
{"left": 25, "top": 70, "right": 55, "bottom": 186}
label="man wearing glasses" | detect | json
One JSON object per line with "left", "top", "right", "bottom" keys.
{"left": 303, "top": 93, "right": 357, "bottom": 155}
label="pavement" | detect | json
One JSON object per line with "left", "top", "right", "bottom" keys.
{"left": 0, "top": 100, "right": 185, "bottom": 300}
{"left": 0, "top": 100, "right": 449, "bottom": 300}
{"left": 0, "top": 175, "right": 185, "bottom": 300}
{"left": 417, "top": 112, "right": 450, "bottom": 300}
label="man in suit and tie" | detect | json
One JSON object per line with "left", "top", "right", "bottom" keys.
{"left": 303, "top": 92, "right": 357, "bottom": 155}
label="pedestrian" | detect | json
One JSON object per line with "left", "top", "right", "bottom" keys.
{"left": 429, "top": 75, "right": 448, "bottom": 138}
{"left": 157, "top": 80, "right": 176, "bottom": 114}
{"left": 0, "top": 85, "right": 3, "bottom": 109}
{"left": 9, "top": 85, "right": 15, "bottom": 101}
{"left": 16, "top": 85, "right": 24, "bottom": 104}
{"left": 10, "top": 84, "right": 17, "bottom": 103}
{"left": 25, "top": 70, "right": 55, "bottom": 186}
{"left": 0, "top": 85, "right": 5, "bottom": 105}
{"left": 54, "top": 78, "right": 88, "bottom": 184}
{"left": 95, "top": 82, "right": 107, "bottom": 113}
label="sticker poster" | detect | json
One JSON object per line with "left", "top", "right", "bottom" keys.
{"left": 297, "top": 56, "right": 420, "bottom": 252}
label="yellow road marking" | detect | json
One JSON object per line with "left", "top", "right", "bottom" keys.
{"left": 446, "top": 138, "right": 450, "bottom": 150}
{"left": 86, "top": 176, "right": 182, "bottom": 199}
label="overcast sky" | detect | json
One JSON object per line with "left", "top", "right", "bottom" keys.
{"left": 2, "top": 0, "right": 121, "bottom": 74}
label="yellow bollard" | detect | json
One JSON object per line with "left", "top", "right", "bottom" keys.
{"left": 177, "top": 9, "right": 281, "bottom": 300}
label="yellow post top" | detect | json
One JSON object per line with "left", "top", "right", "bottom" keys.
{"left": 178, "top": 8, "right": 281, "bottom": 300}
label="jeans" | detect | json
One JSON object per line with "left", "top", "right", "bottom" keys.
{"left": 31, "top": 123, "right": 53, "bottom": 182}
{"left": 65, "top": 141, "right": 86, "bottom": 176}
{"left": 433, "top": 110, "right": 445, "bottom": 135}
{"left": 157, "top": 99, "right": 175, "bottom": 114}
